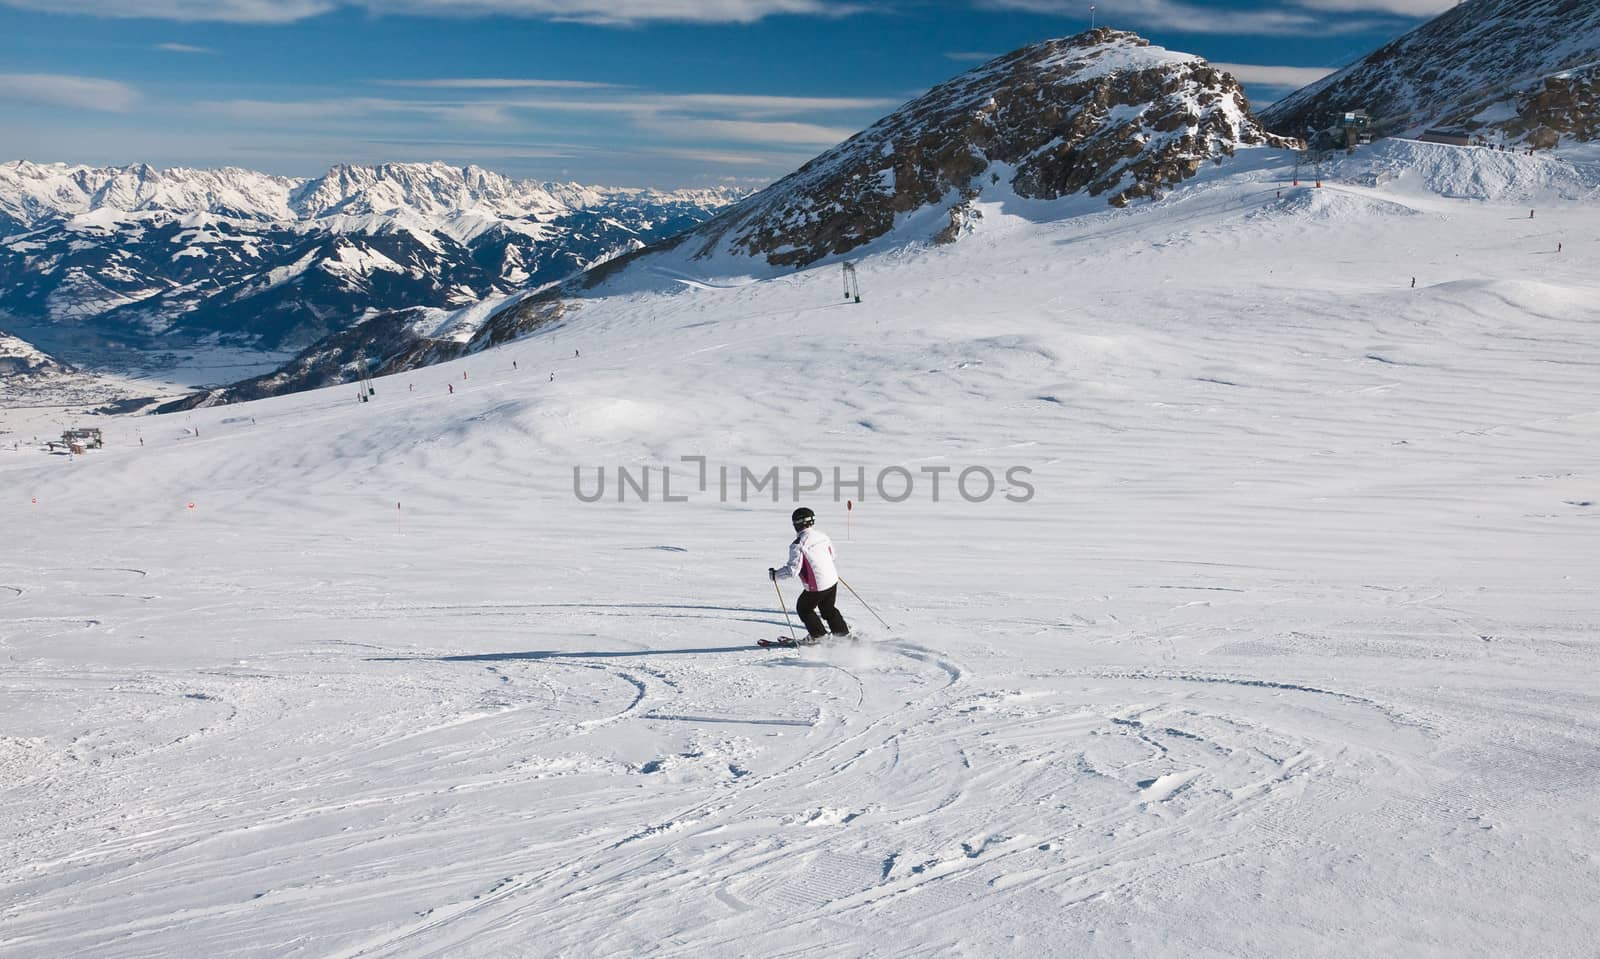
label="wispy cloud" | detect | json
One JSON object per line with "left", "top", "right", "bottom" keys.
{"left": 644, "top": 93, "right": 901, "bottom": 118}
{"left": 977, "top": 0, "right": 1376, "bottom": 35}
{"left": 0, "top": 0, "right": 860, "bottom": 24}
{"left": 202, "top": 96, "right": 514, "bottom": 126}
{"left": 361, "top": 137, "right": 578, "bottom": 159}
{"left": 0, "top": 73, "right": 139, "bottom": 112}
{"left": 155, "top": 42, "right": 218, "bottom": 53}
{"left": 642, "top": 145, "right": 791, "bottom": 167}
{"left": 5, "top": 0, "right": 335, "bottom": 23}
{"left": 1291, "top": 0, "right": 1450, "bottom": 14}
{"left": 258, "top": 89, "right": 900, "bottom": 125}
{"left": 376, "top": 78, "right": 620, "bottom": 90}
{"left": 456, "top": 92, "right": 898, "bottom": 120}
{"left": 1212, "top": 62, "right": 1336, "bottom": 87}
{"left": 637, "top": 116, "right": 855, "bottom": 146}
{"left": 944, "top": 51, "right": 999, "bottom": 63}
{"left": 201, "top": 85, "right": 877, "bottom": 151}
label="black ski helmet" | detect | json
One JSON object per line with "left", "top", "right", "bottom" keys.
{"left": 791, "top": 507, "right": 816, "bottom": 532}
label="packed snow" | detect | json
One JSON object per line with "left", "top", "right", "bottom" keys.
{"left": 2, "top": 141, "right": 1598, "bottom": 957}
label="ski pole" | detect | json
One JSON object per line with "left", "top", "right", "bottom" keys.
{"left": 838, "top": 576, "right": 890, "bottom": 630}
{"left": 773, "top": 578, "right": 798, "bottom": 641}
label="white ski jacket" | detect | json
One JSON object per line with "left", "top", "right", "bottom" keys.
{"left": 775, "top": 527, "right": 840, "bottom": 593}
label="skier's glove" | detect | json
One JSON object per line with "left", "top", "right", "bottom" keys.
{"left": 768, "top": 568, "right": 778, "bottom": 581}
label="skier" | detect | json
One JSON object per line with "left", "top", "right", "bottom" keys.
{"left": 768, "top": 506, "right": 850, "bottom": 642}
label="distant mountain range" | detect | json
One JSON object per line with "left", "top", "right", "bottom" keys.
{"left": 0, "top": 161, "right": 742, "bottom": 357}
{"left": 1262, "top": 0, "right": 1600, "bottom": 147}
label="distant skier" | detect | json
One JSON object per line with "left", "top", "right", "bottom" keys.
{"left": 448, "top": 383, "right": 454, "bottom": 394}
{"left": 768, "top": 507, "right": 850, "bottom": 642}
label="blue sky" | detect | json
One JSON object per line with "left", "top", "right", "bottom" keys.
{"left": 0, "top": 0, "right": 1450, "bottom": 188}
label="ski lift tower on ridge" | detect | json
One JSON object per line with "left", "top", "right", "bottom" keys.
{"left": 842, "top": 261, "right": 861, "bottom": 303}
{"left": 1293, "top": 146, "right": 1325, "bottom": 188}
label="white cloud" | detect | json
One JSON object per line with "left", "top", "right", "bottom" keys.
{"left": 378, "top": 0, "right": 852, "bottom": 25}
{"left": 646, "top": 93, "right": 902, "bottom": 117}
{"left": 642, "top": 146, "right": 791, "bottom": 167}
{"left": 1292, "top": 0, "right": 1451, "bottom": 14}
{"left": 979, "top": 0, "right": 1367, "bottom": 35}
{"left": 155, "top": 42, "right": 217, "bottom": 53}
{"left": 636, "top": 116, "right": 855, "bottom": 146}
{"left": 376, "top": 78, "right": 619, "bottom": 90}
{"left": 202, "top": 96, "right": 513, "bottom": 125}
{"left": 0, "top": 73, "right": 139, "bottom": 112}
{"left": 944, "top": 51, "right": 999, "bottom": 63}
{"left": 374, "top": 92, "right": 902, "bottom": 121}
{"left": 1212, "top": 62, "right": 1337, "bottom": 87}
{"left": 0, "top": 0, "right": 856, "bottom": 24}
{"left": 6, "top": 0, "right": 336, "bottom": 23}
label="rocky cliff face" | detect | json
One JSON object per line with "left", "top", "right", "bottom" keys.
{"left": 1261, "top": 0, "right": 1600, "bottom": 147}
{"left": 1486, "top": 63, "right": 1600, "bottom": 148}
{"left": 685, "top": 29, "right": 1292, "bottom": 268}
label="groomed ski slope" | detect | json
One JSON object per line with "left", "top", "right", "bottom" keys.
{"left": 3, "top": 141, "right": 1599, "bottom": 957}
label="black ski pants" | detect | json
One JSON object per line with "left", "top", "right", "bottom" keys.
{"left": 797, "top": 585, "right": 849, "bottom": 638}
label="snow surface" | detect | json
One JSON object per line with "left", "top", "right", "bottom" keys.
{"left": 3, "top": 145, "right": 1599, "bottom": 957}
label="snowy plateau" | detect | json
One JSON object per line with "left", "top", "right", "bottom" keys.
{"left": 2, "top": 132, "right": 1597, "bottom": 957}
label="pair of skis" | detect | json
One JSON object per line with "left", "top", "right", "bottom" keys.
{"left": 757, "top": 634, "right": 853, "bottom": 649}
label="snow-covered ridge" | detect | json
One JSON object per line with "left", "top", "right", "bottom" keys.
{"left": 0, "top": 159, "right": 743, "bottom": 234}
{"left": 1262, "top": 0, "right": 1600, "bottom": 147}
{"left": 676, "top": 29, "right": 1293, "bottom": 268}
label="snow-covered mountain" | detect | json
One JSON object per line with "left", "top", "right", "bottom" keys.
{"left": 0, "top": 161, "right": 742, "bottom": 354}
{"left": 171, "top": 30, "right": 1296, "bottom": 408}
{"left": 1262, "top": 0, "right": 1600, "bottom": 148}
{"left": 0, "top": 329, "right": 71, "bottom": 378}
{"left": 684, "top": 28, "right": 1293, "bottom": 268}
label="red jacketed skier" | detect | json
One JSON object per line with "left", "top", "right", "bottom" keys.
{"left": 769, "top": 507, "right": 850, "bottom": 641}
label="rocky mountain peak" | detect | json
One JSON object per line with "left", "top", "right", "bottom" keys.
{"left": 683, "top": 28, "right": 1292, "bottom": 268}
